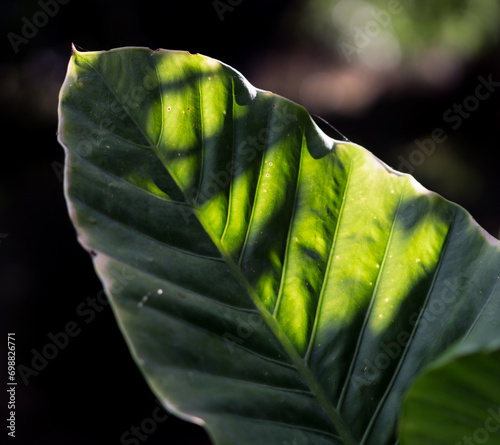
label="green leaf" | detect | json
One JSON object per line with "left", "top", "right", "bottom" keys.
{"left": 57, "top": 46, "right": 500, "bottom": 445}
{"left": 400, "top": 339, "right": 500, "bottom": 444}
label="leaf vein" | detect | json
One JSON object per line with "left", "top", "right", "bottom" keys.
{"left": 359, "top": 206, "right": 457, "bottom": 444}
{"left": 210, "top": 412, "right": 342, "bottom": 441}
{"left": 194, "top": 72, "right": 205, "bottom": 204}
{"left": 237, "top": 104, "right": 274, "bottom": 267}
{"left": 337, "top": 180, "right": 407, "bottom": 412}
{"left": 72, "top": 197, "right": 224, "bottom": 262}
{"left": 221, "top": 77, "right": 236, "bottom": 244}
{"left": 273, "top": 127, "right": 305, "bottom": 318}
{"left": 70, "top": 152, "right": 188, "bottom": 206}
{"left": 141, "top": 305, "right": 300, "bottom": 371}
{"left": 305, "top": 156, "right": 354, "bottom": 364}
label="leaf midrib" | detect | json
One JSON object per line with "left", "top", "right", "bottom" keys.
{"left": 152, "top": 89, "right": 358, "bottom": 444}
{"left": 218, "top": 246, "right": 358, "bottom": 445}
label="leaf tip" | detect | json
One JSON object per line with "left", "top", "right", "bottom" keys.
{"left": 70, "top": 43, "right": 90, "bottom": 59}
{"left": 71, "top": 43, "right": 83, "bottom": 56}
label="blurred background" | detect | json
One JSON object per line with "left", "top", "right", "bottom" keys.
{"left": 1, "top": 0, "right": 499, "bottom": 443}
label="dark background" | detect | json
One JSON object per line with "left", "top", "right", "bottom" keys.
{"left": 1, "top": 1, "right": 499, "bottom": 444}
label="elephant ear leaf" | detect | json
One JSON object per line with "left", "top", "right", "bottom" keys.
{"left": 57, "top": 46, "right": 500, "bottom": 445}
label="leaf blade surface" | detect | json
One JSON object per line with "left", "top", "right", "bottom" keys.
{"left": 58, "top": 46, "right": 500, "bottom": 445}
